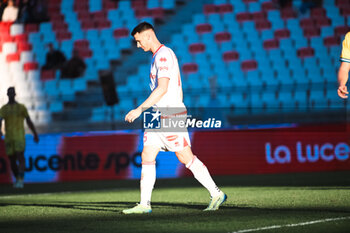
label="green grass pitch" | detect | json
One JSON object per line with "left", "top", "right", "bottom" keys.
{"left": 1, "top": 171, "right": 350, "bottom": 233}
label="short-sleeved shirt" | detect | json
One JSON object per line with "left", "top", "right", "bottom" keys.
{"left": 150, "top": 45, "right": 185, "bottom": 109}
{"left": 340, "top": 32, "right": 350, "bottom": 63}
{"left": 0, "top": 102, "right": 29, "bottom": 142}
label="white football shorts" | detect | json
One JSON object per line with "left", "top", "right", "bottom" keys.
{"left": 143, "top": 130, "right": 191, "bottom": 152}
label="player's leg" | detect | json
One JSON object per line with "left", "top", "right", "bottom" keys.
{"left": 175, "top": 146, "right": 227, "bottom": 211}
{"left": 122, "top": 145, "right": 159, "bottom": 214}
{"left": 15, "top": 151, "right": 25, "bottom": 188}
{"left": 5, "top": 140, "right": 20, "bottom": 188}
{"left": 8, "top": 154, "right": 19, "bottom": 183}
{"left": 140, "top": 145, "right": 159, "bottom": 207}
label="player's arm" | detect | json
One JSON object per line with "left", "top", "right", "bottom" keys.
{"left": 337, "top": 61, "right": 350, "bottom": 99}
{"left": 0, "top": 118, "right": 3, "bottom": 140}
{"left": 25, "top": 117, "right": 39, "bottom": 143}
{"left": 125, "top": 77, "right": 169, "bottom": 123}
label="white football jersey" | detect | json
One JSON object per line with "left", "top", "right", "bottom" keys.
{"left": 150, "top": 45, "right": 185, "bottom": 109}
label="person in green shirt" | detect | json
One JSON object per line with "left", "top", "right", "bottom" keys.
{"left": 0, "top": 87, "right": 39, "bottom": 188}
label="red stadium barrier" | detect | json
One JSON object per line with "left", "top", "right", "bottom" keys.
{"left": 0, "top": 124, "right": 349, "bottom": 183}
{"left": 179, "top": 124, "right": 350, "bottom": 176}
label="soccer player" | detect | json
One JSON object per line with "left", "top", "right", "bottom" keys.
{"left": 338, "top": 32, "right": 350, "bottom": 99}
{"left": 123, "top": 22, "right": 227, "bottom": 214}
{"left": 0, "top": 87, "right": 39, "bottom": 188}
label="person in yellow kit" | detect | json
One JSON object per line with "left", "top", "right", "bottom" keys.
{"left": 338, "top": 32, "right": 350, "bottom": 99}
{"left": 0, "top": 87, "right": 39, "bottom": 188}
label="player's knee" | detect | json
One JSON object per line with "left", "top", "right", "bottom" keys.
{"left": 141, "top": 160, "right": 156, "bottom": 165}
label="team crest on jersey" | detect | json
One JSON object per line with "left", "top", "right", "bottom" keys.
{"left": 159, "top": 57, "right": 167, "bottom": 62}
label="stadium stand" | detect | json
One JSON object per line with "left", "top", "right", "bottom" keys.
{"left": 0, "top": 0, "right": 348, "bottom": 132}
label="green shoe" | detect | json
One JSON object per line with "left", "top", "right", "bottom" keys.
{"left": 122, "top": 204, "right": 152, "bottom": 214}
{"left": 204, "top": 193, "right": 227, "bottom": 211}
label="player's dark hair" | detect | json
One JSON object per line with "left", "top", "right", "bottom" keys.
{"left": 131, "top": 22, "right": 154, "bottom": 36}
{"left": 7, "top": 87, "right": 15, "bottom": 95}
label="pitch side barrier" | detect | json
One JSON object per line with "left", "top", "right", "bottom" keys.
{"left": 0, "top": 123, "right": 349, "bottom": 183}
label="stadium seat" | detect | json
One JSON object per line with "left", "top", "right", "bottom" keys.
{"left": 182, "top": 63, "right": 199, "bottom": 74}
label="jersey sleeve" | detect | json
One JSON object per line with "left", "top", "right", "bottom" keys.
{"left": 340, "top": 32, "right": 350, "bottom": 63}
{"left": 21, "top": 104, "right": 29, "bottom": 118}
{"left": 155, "top": 50, "right": 173, "bottom": 80}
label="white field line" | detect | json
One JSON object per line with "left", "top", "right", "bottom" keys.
{"left": 231, "top": 216, "right": 350, "bottom": 233}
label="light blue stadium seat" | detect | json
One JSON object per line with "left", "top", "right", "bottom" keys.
{"left": 247, "top": 2, "right": 261, "bottom": 13}
{"left": 222, "top": 12, "right": 235, "bottom": 26}
{"left": 89, "top": 0, "right": 102, "bottom": 12}
{"left": 330, "top": 16, "right": 345, "bottom": 27}
{"left": 229, "top": 0, "right": 246, "bottom": 13}
{"left": 314, "top": 46, "right": 328, "bottom": 59}
{"left": 162, "top": 0, "right": 175, "bottom": 10}
{"left": 309, "top": 89, "right": 327, "bottom": 109}
{"left": 59, "top": 79, "right": 75, "bottom": 101}
{"left": 197, "top": 94, "right": 211, "bottom": 108}
{"left": 292, "top": 68, "right": 308, "bottom": 85}
{"left": 219, "top": 41, "right": 234, "bottom": 53}
{"left": 261, "top": 30, "right": 274, "bottom": 40}
{"left": 61, "top": 0, "right": 73, "bottom": 8}
{"left": 91, "top": 106, "right": 109, "bottom": 122}
{"left": 294, "top": 90, "right": 308, "bottom": 111}
{"left": 241, "top": 21, "right": 256, "bottom": 35}
{"left": 73, "top": 78, "right": 87, "bottom": 92}
{"left": 193, "top": 14, "right": 206, "bottom": 25}
{"left": 254, "top": 48, "right": 268, "bottom": 61}
{"left": 277, "top": 69, "right": 294, "bottom": 85}
{"left": 268, "top": 49, "right": 283, "bottom": 62}
{"left": 44, "top": 80, "right": 59, "bottom": 96}
{"left": 39, "top": 22, "right": 52, "bottom": 34}
{"left": 303, "top": 57, "right": 317, "bottom": 68}
{"left": 249, "top": 92, "right": 264, "bottom": 114}
{"left": 262, "top": 91, "right": 279, "bottom": 113}
{"left": 278, "top": 91, "right": 295, "bottom": 112}
{"left": 280, "top": 39, "right": 294, "bottom": 56}
{"left": 231, "top": 70, "right": 248, "bottom": 87}
{"left": 28, "top": 32, "right": 41, "bottom": 44}
{"left": 86, "top": 29, "right": 99, "bottom": 41}
{"left": 60, "top": 40, "right": 73, "bottom": 58}
{"left": 106, "top": 46, "right": 121, "bottom": 60}
{"left": 229, "top": 92, "right": 248, "bottom": 115}
{"left": 216, "top": 73, "right": 233, "bottom": 88}
{"left": 49, "top": 101, "right": 63, "bottom": 113}
{"left": 147, "top": 0, "right": 160, "bottom": 9}
{"left": 306, "top": 66, "right": 322, "bottom": 83}
{"left": 245, "top": 70, "right": 261, "bottom": 87}
{"left": 321, "top": 26, "right": 334, "bottom": 38}
{"left": 213, "top": 0, "right": 226, "bottom": 4}
{"left": 267, "top": 10, "right": 281, "bottom": 21}
{"left": 286, "top": 19, "right": 299, "bottom": 31}
{"left": 238, "top": 49, "right": 253, "bottom": 61}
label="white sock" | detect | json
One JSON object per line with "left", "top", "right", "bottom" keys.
{"left": 187, "top": 156, "right": 222, "bottom": 197}
{"left": 140, "top": 163, "right": 156, "bottom": 207}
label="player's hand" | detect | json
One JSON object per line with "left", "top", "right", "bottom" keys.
{"left": 338, "top": 85, "right": 348, "bottom": 99}
{"left": 34, "top": 134, "right": 39, "bottom": 143}
{"left": 125, "top": 108, "right": 142, "bottom": 123}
